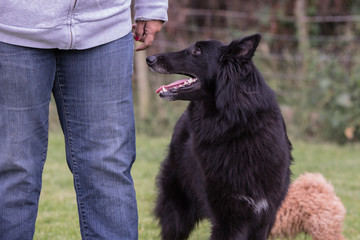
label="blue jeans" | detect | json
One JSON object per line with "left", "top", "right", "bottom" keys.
{"left": 0, "top": 32, "right": 138, "bottom": 240}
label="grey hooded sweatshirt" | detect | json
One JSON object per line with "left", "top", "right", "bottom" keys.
{"left": 0, "top": 0, "right": 168, "bottom": 49}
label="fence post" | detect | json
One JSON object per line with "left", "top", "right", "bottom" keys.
{"left": 134, "top": 44, "right": 150, "bottom": 120}
{"left": 295, "top": 0, "right": 310, "bottom": 78}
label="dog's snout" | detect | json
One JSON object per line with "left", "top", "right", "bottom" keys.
{"left": 146, "top": 56, "right": 157, "bottom": 66}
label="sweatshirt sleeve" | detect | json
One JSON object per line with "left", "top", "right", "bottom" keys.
{"left": 134, "top": 0, "right": 168, "bottom": 22}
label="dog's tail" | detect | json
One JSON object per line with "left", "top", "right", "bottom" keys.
{"left": 269, "top": 172, "right": 347, "bottom": 240}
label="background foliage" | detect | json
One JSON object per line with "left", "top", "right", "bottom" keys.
{"left": 132, "top": 0, "right": 360, "bottom": 143}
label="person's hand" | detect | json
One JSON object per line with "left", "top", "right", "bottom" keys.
{"left": 132, "top": 20, "right": 164, "bottom": 51}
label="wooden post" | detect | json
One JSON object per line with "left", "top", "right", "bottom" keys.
{"left": 295, "top": 0, "right": 310, "bottom": 78}
{"left": 134, "top": 43, "right": 150, "bottom": 120}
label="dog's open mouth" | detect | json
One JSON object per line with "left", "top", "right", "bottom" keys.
{"left": 156, "top": 77, "right": 199, "bottom": 94}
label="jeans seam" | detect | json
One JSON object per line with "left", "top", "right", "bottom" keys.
{"left": 54, "top": 59, "right": 90, "bottom": 239}
{"left": 39, "top": 129, "right": 48, "bottom": 183}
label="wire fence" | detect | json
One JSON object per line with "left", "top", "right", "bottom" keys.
{"left": 154, "top": 8, "right": 360, "bottom": 46}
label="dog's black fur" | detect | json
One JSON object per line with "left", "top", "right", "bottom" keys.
{"left": 146, "top": 34, "right": 293, "bottom": 240}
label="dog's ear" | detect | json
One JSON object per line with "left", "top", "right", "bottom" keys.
{"left": 225, "top": 34, "right": 261, "bottom": 60}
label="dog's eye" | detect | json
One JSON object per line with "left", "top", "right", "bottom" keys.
{"left": 191, "top": 48, "right": 201, "bottom": 56}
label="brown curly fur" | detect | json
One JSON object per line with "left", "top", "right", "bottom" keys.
{"left": 269, "top": 173, "right": 346, "bottom": 240}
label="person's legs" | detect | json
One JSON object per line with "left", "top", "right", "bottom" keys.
{"left": 0, "top": 42, "right": 55, "bottom": 240}
{"left": 52, "top": 32, "right": 138, "bottom": 240}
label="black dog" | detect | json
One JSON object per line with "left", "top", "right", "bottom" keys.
{"left": 146, "top": 34, "right": 293, "bottom": 240}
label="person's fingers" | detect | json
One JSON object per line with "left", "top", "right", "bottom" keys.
{"left": 136, "top": 33, "right": 155, "bottom": 51}
{"left": 135, "top": 20, "right": 164, "bottom": 51}
{"left": 133, "top": 21, "right": 145, "bottom": 41}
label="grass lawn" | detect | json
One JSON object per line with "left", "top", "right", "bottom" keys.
{"left": 34, "top": 132, "right": 360, "bottom": 239}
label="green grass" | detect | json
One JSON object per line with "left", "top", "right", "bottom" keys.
{"left": 34, "top": 132, "right": 360, "bottom": 239}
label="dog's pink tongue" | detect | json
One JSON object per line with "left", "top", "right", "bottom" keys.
{"left": 156, "top": 79, "right": 188, "bottom": 94}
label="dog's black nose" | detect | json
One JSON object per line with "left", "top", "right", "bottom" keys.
{"left": 146, "top": 56, "right": 157, "bottom": 66}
